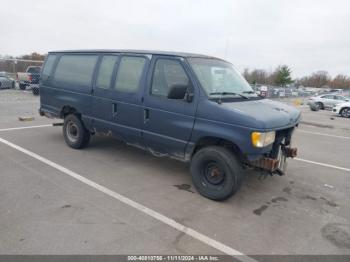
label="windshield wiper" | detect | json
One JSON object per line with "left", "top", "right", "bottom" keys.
{"left": 242, "top": 90, "right": 265, "bottom": 98}
{"left": 209, "top": 92, "right": 249, "bottom": 99}
{"left": 242, "top": 90, "right": 255, "bottom": 94}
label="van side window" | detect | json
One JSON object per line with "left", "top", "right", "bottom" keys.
{"left": 114, "top": 56, "right": 145, "bottom": 93}
{"left": 53, "top": 55, "right": 98, "bottom": 87}
{"left": 151, "top": 59, "right": 189, "bottom": 97}
{"left": 42, "top": 55, "right": 57, "bottom": 81}
{"left": 96, "top": 56, "right": 118, "bottom": 89}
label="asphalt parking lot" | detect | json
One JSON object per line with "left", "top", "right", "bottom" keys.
{"left": 0, "top": 90, "right": 349, "bottom": 259}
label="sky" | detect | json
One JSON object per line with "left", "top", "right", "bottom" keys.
{"left": 1, "top": 0, "right": 349, "bottom": 78}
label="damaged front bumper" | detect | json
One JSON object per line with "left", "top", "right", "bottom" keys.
{"left": 248, "top": 127, "right": 297, "bottom": 175}
{"left": 249, "top": 146, "right": 297, "bottom": 175}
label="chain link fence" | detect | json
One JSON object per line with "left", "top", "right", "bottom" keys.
{"left": 0, "top": 58, "right": 44, "bottom": 80}
{"left": 0, "top": 58, "right": 44, "bottom": 89}
{"left": 0, "top": 58, "right": 348, "bottom": 99}
{"left": 250, "top": 84, "right": 350, "bottom": 99}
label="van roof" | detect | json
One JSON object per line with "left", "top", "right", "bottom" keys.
{"left": 49, "top": 49, "right": 222, "bottom": 59}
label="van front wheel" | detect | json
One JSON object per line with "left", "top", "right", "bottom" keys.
{"left": 190, "top": 146, "right": 243, "bottom": 201}
{"left": 63, "top": 114, "right": 90, "bottom": 149}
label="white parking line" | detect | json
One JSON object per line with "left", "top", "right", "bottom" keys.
{"left": 0, "top": 137, "right": 256, "bottom": 262}
{"left": 0, "top": 124, "right": 53, "bottom": 132}
{"left": 294, "top": 158, "right": 350, "bottom": 172}
{"left": 297, "top": 130, "right": 350, "bottom": 140}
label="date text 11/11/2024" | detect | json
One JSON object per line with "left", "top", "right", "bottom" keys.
{"left": 127, "top": 255, "right": 220, "bottom": 261}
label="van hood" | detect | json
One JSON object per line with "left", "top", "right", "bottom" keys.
{"left": 221, "top": 99, "right": 301, "bottom": 130}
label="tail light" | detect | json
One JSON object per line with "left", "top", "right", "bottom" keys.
{"left": 28, "top": 75, "right": 32, "bottom": 82}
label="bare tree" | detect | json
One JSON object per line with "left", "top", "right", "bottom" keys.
{"left": 243, "top": 68, "right": 269, "bottom": 85}
{"left": 331, "top": 74, "right": 350, "bottom": 89}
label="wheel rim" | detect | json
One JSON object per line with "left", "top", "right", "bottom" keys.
{"left": 66, "top": 121, "right": 79, "bottom": 142}
{"left": 342, "top": 108, "right": 350, "bottom": 117}
{"left": 202, "top": 161, "right": 225, "bottom": 186}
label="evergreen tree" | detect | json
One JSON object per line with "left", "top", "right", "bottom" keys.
{"left": 274, "top": 65, "right": 293, "bottom": 87}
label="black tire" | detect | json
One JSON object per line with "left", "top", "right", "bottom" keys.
{"left": 190, "top": 146, "right": 243, "bottom": 201}
{"left": 340, "top": 107, "right": 350, "bottom": 118}
{"left": 19, "top": 83, "right": 26, "bottom": 90}
{"left": 63, "top": 114, "right": 90, "bottom": 149}
{"left": 316, "top": 102, "right": 324, "bottom": 110}
{"left": 310, "top": 104, "right": 319, "bottom": 111}
{"left": 32, "top": 87, "right": 39, "bottom": 95}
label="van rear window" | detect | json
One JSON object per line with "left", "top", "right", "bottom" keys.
{"left": 53, "top": 55, "right": 98, "bottom": 87}
{"left": 42, "top": 55, "right": 56, "bottom": 81}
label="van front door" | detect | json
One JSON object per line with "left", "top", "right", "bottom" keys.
{"left": 142, "top": 56, "right": 197, "bottom": 158}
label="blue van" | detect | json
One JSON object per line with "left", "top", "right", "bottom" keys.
{"left": 39, "top": 50, "right": 300, "bottom": 200}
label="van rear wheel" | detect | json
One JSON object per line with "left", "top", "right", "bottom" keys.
{"left": 63, "top": 114, "right": 90, "bottom": 149}
{"left": 190, "top": 146, "right": 243, "bottom": 201}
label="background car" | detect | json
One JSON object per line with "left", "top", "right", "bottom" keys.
{"left": 327, "top": 88, "right": 343, "bottom": 94}
{"left": 0, "top": 71, "right": 16, "bottom": 89}
{"left": 17, "top": 66, "right": 41, "bottom": 90}
{"left": 333, "top": 101, "right": 350, "bottom": 118}
{"left": 307, "top": 94, "right": 349, "bottom": 111}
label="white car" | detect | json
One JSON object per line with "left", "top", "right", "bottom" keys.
{"left": 307, "top": 94, "right": 349, "bottom": 110}
{"left": 333, "top": 102, "right": 350, "bottom": 118}
{"left": 0, "top": 71, "right": 16, "bottom": 89}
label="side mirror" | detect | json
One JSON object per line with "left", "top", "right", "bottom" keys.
{"left": 167, "top": 84, "right": 193, "bottom": 102}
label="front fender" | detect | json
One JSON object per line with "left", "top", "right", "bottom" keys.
{"left": 188, "top": 118, "right": 273, "bottom": 161}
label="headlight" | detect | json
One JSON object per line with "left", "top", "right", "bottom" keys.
{"left": 251, "top": 131, "right": 276, "bottom": 148}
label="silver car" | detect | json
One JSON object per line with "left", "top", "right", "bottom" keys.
{"left": 307, "top": 94, "right": 350, "bottom": 111}
{"left": 0, "top": 72, "right": 15, "bottom": 89}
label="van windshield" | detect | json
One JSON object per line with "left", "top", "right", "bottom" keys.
{"left": 188, "top": 58, "right": 256, "bottom": 98}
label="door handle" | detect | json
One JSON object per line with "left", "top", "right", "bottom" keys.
{"left": 143, "top": 109, "right": 149, "bottom": 123}
{"left": 112, "top": 103, "right": 118, "bottom": 118}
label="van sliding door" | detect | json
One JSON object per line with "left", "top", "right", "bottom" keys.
{"left": 91, "top": 54, "right": 150, "bottom": 145}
